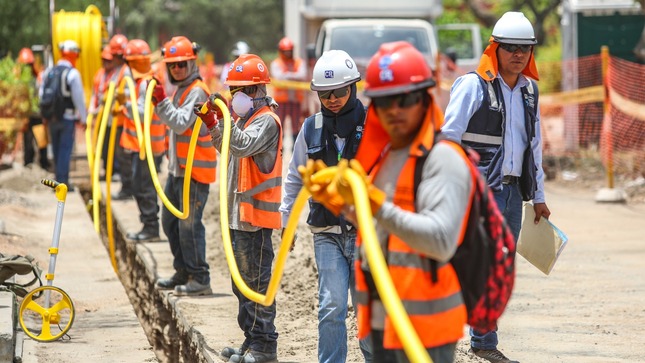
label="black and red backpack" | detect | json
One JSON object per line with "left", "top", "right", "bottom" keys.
{"left": 414, "top": 137, "right": 516, "bottom": 332}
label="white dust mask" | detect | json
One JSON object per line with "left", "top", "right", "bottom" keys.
{"left": 232, "top": 91, "right": 254, "bottom": 117}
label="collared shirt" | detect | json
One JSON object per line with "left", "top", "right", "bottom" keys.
{"left": 441, "top": 72, "right": 546, "bottom": 203}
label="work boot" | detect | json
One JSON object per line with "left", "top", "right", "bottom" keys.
{"left": 222, "top": 346, "right": 244, "bottom": 359}
{"left": 112, "top": 190, "right": 133, "bottom": 201}
{"left": 470, "top": 348, "right": 519, "bottom": 363}
{"left": 156, "top": 272, "right": 188, "bottom": 290}
{"left": 126, "top": 228, "right": 160, "bottom": 242}
{"left": 174, "top": 280, "right": 212, "bottom": 296}
{"left": 229, "top": 350, "right": 278, "bottom": 363}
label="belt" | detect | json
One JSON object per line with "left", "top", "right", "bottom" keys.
{"left": 502, "top": 175, "right": 519, "bottom": 185}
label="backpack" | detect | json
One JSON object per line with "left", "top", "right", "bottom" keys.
{"left": 0, "top": 253, "right": 43, "bottom": 298}
{"left": 414, "top": 138, "right": 516, "bottom": 332}
{"left": 39, "top": 65, "right": 71, "bottom": 120}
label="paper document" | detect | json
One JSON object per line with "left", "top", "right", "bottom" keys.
{"left": 517, "top": 203, "right": 568, "bottom": 275}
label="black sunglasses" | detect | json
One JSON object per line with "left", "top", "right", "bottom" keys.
{"left": 168, "top": 61, "right": 188, "bottom": 70}
{"left": 318, "top": 87, "right": 350, "bottom": 100}
{"left": 372, "top": 91, "right": 423, "bottom": 109}
{"left": 498, "top": 43, "right": 533, "bottom": 53}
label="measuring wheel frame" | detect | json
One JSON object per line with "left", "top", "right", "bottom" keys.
{"left": 18, "top": 285, "right": 75, "bottom": 342}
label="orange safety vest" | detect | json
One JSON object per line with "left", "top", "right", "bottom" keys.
{"left": 271, "top": 57, "right": 304, "bottom": 103}
{"left": 174, "top": 79, "right": 217, "bottom": 184}
{"left": 237, "top": 106, "right": 283, "bottom": 229}
{"left": 354, "top": 105, "right": 468, "bottom": 349}
{"left": 120, "top": 77, "right": 166, "bottom": 156}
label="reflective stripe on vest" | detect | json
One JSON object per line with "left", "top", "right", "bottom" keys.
{"left": 120, "top": 78, "right": 166, "bottom": 155}
{"left": 462, "top": 81, "right": 503, "bottom": 145}
{"left": 355, "top": 110, "right": 467, "bottom": 349}
{"left": 175, "top": 79, "right": 217, "bottom": 184}
{"left": 238, "top": 107, "right": 283, "bottom": 229}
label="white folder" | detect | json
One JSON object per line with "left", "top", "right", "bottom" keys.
{"left": 517, "top": 203, "right": 568, "bottom": 275}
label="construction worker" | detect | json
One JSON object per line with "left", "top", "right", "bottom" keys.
{"left": 152, "top": 36, "right": 217, "bottom": 296}
{"left": 120, "top": 39, "right": 165, "bottom": 242}
{"left": 441, "top": 11, "right": 551, "bottom": 363}
{"left": 196, "top": 54, "right": 281, "bottom": 363}
{"left": 40, "top": 40, "right": 87, "bottom": 190}
{"left": 17, "top": 47, "right": 49, "bottom": 170}
{"left": 279, "top": 49, "right": 372, "bottom": 363}
{"left": 270, "top": 37, "right": 307, "bottom": 148}
{"left": 107, "top": 33, "right": 135, "bottom": 200}
{"left": 89, "top": 45, "right": 116, "bottom": 179}
{"left": 300, "top": 41, "right": 471, "bottom": 363}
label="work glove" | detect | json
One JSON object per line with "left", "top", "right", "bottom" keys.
{"left": 151, "top": 81, "right": 167, "bottom": 106}
{"left": 281, "top": 228, "right": 298, "bottom": 252}
{"left": 193, "top": 93, "right": 228, "bottom": 129}
{"left": 115, "top": 90, "right": 126, "bottom": 105}
{"left": 336, "top": 159, "right": 386, "bottom": 215}
{"left": 298, "top": 159, "right": 346, "bottom": 216}
{"left": 111, "top": 104, "right": 126, "bottom": 118}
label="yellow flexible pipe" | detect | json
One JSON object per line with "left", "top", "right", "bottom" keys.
{"left": 85, "top": 111, "right": 95, "bottom": 180}
{"left": 143, "top": 79, "right": 198, "bottom": 219}
{"left": 92, "top": 81, "right": 115, "bottom": 232}
{"left": 104, "top": 118, "right": 119, "bottom": 272}
{"left": 119, "top": 76, "right": 146, "bottom": 160}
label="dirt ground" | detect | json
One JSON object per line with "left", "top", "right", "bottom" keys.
{"left": 2, "top": 128, "right": 645, "bottom": 362}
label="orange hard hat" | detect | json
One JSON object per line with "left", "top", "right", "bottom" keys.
{"left": 109, "top": 34, "right": 128, "bottom": 55}
{"left": 364, "top": 41, "right": 435, "bottom": 98}
{"left": 225, "top": 54, "right": 270, "bottom": 86}
{"left": 101, "top": 45, "right": 113, "bottom": 60}
{"left": 17, "top": 48, "right": 34, "bottom": 64}
{"left": 125, "top": 39, "right": 151, "bottom": 60}
{"left": 162, "top": 36, "right": 199, "bottom": 62}
{"left": 278, "top": 37, "right": 294, "bottom": 51}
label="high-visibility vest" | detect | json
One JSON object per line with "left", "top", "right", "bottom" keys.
{"left": 237, "top": 106, "right": 283, "bottom": 229}
{"left": 174, "top": 79, "right": 217, "bottom": 184}
{"left": 271, "top": 57, "right": 304, "bottom": 103}
{"left": 354, "top": 105, "right": 467, "bottom": 349}
{"left": 120, "top": 77, "right": 166, "bottom": 156}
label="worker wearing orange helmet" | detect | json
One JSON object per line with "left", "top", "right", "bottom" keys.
{"left": 17, "top": 47, "right": 50, "bottom": 170}
{"left": 270, "top": 36, "right": 307, "bottom": 149}
{"left": 119, "top": 39, "right": 166, "bottom": 242}
{"left": 151, "top": 36, "right": 217, "bottom": 297}
{"left": 195, "top": 53, "right": 281, "bottom": 363}
{"left": 40, "top": 40, "right": 87, "bottom": 189}
{"left": 300, "top": 41, "right": 472, "bottom": 362}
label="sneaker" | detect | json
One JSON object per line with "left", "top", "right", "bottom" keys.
{"left": 174, "top": 280, "right": 212, "bottom": 296}
{"left": 229, "top": 350, "right": 278, "bottom": 363}
{"left": 470, "top": 348, "right": 519, "bottom": 363}
{"left": 156, "top": 272, "right": 188, "bottom": 290}
{"left": 222, "top": 346, "right": 244, "bottom": 359}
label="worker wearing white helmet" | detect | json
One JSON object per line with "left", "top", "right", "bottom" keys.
{"left": 442, "top": 11, "right": 551, "bottom": 363}
{"left": 279, "top": 49, "right": 373, "bottom": 363}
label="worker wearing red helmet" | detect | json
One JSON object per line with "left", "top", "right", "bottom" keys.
{"left": 270, "top": 36, "right": 307, "bottom": 149}
{"left": 118, "top": 39, "right": 166, "bottom": 242}
{"left": 300, "top": 41, "right": 473, "bottom": 362}
{"left": 151, "top": 35, "right": 217, "bottom": 297}
{"left": 195, "top": 53, "right": 282, "bottom": 363}
{"left": 17, "top": 47, "right": 50, "bottom": 170}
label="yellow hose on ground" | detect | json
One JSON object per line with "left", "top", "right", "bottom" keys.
{"left": 92, "top": 82, "right": 115, "bottom": 231}
{"left": 104, "top": 119, "right": 119, "bottom": 273}
{"left": 143, "top": 79, "right": 198, "bottom": 219}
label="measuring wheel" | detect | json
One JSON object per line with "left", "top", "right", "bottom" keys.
{"left": 19, "top": 285, "right": 75, "bottom": 342}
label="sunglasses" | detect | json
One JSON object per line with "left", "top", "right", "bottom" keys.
{"left": 498, "top": 43, "right": 533, "bottom": 53}
{"left": 372, "top": 91, "right": 423, "bottom": 109}
{"left": 318, "top": 87, "right": 350, "bottom": 100}
{"left": 231, "top": 85, "right": 257, "bottom": 95}
{"left": 168, "top": 61, "right": 188, "bottom": 70}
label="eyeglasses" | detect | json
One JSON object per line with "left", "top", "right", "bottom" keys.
{"left": 498, "top": 43, "right": 533, "bottom": 54}
{"left": 231, "top": 85, "right": 257, "bottom": 95}
{"left": 168, "top": 61, "right": 188, "bottom": 70}
{"left": 318, "top": 87, "right": 350, "bottom": 100}
{"left": 371, "top": 91, "right": 423, "bottom": 109}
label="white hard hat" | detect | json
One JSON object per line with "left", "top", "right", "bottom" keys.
{"left": 311, "top": 50, "right": 360, "bottom": 91}
{"left": 231, "top": 41, "right": 249, "bottom": 57}
{"left": 59, "top": 40, "right": 80, "bottom": 53}
{"left": 492, "top": 12, "right": 537, "bottom": 45}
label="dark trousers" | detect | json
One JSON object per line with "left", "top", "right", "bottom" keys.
{"left": 132, "top": 153, "right": 162, "bottom": 232}
{"left": 48, "top": 119, "right": 75, "bottom": 185}
{"left": 230, "top": 228, "right": 278, "bottom": 354}
{"left": 371, "top": 330, "right": 456, "bottom": 363}
{"left": 23, "top": 117, "right": 49, "bottom": 169}
{"left": 115, "top": 126, "right": 133, "bottom": 195}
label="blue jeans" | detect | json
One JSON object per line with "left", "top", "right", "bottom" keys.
{"left": 161, "top": 175, "right": 210, "bottom": 285}
{"left": 48, "top": 119, "right": 75, "bottom": 185}
{"left": 230, "top": 228, "right": 278, "bottom": 354}
{"left": 371, "top": 329, "right": 455, "bottom": 363}
{"left": 314, "top": 231, "right": 372, "bottom": 363}
{"left": 470, "top": 183, "right": 522, "bottom": 350}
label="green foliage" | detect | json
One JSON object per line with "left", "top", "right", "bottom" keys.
{"left": 0, "top": 56, "right": 35, "bottom": 117}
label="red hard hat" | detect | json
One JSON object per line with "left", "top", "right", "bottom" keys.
{"left": 225, "top": 54, "right": 270, "bottom": 86}
{"left": 364, "top": 41, "right": 436, "bottom": 98}
{"left": 162, "top": 36, "right": 199, "bottom": 62}
{"left": 109, "top": 34, "right": 128, "bottom": 55}
{"left": 125, "top": 39, "right": 151, "bottom": 60}
{"left": 101, "top": 45, "right": 113, "bottom": 60}
{"left": 278, "top": 37, "right": 294, "bottom": 51}
{"left": 17, "top": 48, "right": 34, "bottom": 64}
